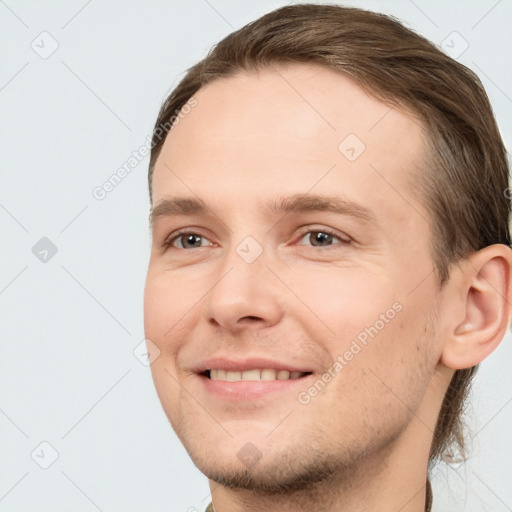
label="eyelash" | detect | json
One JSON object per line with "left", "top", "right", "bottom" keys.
{"left": 163, "top": 226, "right": 351, "bottom": 250}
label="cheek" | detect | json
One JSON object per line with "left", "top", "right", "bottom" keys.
{"left": 144, "top": 268, "right": 193, "bottom": 366}
{"left": 287, "top": 264, "right": 400, "bottom": 341}
{"left": 143, "top": 277, "right": 168, "bottom": 345}
{"left": 290, "top": 263, "right": 432, "bottom": 390}
{"left": 143, "top": 267, "right": 198, "bottom": 358}
{"left": 143, "top": 269, "right": 196, "bottom": 427}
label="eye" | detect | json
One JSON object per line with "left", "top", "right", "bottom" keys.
{"left": 162, "top": 227, "right": 350, "bottom": 251}
{"left": 164, "top": 231, "right": 214, "bottom": 250}
{"left": 295, "top": 228, "right": 350, "bottom": 248}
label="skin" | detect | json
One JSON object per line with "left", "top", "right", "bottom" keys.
{"left": 144, "top": 63, "right": 512, "bottom": 512}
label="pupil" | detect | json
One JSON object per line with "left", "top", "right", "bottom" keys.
{"left": 312, "top": 232, "right": 330, "bottom": 246}
{"left": 185, "top": 234, "right": 201, "bottom": 248}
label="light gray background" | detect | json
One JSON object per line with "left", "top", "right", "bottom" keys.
{"left": 1, "top": 1, "right": 511, "bottom": 511}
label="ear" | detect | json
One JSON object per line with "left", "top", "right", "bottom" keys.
{"left": 440, "top": 244, "right": 512, "bottom": 370}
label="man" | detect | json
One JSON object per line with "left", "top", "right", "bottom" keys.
{"left": 143, "top": 4, "right": 512, "bottom": 511}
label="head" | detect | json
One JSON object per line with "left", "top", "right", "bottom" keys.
{"left": 144, "top": 2, "right": 511, "bottom": 497}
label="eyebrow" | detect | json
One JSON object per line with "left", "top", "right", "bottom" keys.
{"left": 150, "top": 193, "right": 376, "bottom": 226}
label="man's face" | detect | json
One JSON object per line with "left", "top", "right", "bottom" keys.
{"left": 144, "top": 64, "right": 444, "bottom": 489}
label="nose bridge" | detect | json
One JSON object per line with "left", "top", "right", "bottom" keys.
{"left": 202, "top": 231, "right": 284, "bottom": 330}
{"left": 218, "top": 215, "right": 271, "bottom": 279}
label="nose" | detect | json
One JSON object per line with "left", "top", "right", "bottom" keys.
{"left": 202, "top": 245, "right": 284, "bottom": 333}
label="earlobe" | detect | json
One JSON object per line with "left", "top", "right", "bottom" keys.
{"left": 440, "top": 244, "right": 512, "bottom": 370}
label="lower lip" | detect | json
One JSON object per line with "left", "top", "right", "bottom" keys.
{"left": 197, "top": 373, "right": 314, "bottom": 401}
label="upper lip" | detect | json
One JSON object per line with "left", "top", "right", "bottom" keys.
{"left": 192, "top": 356, "right": 315, "bottom": 374}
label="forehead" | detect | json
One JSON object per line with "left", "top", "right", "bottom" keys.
{"left": 152, "top": 63, "right": 427, "bottom": 231}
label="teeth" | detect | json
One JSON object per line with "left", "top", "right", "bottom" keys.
{"left": 261, "top": 369, "right": 277, "bottom": 381}
{"left": 242, "top": 369, "right": 261, "bottom": 381}
{"left": 209, "top": 369, "right": 307, "bottom": 381}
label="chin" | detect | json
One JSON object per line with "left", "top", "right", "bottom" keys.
{"left": 182, "top": 435, "right": 350, "bottom": 493}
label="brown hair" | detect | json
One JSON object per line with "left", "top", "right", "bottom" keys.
{"left": 148, "top": 0, "right": 510, "bottom": 491}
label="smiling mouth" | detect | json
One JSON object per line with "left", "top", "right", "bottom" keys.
{"left": 202, "top": 369, "right": 314, "bottom": 381}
